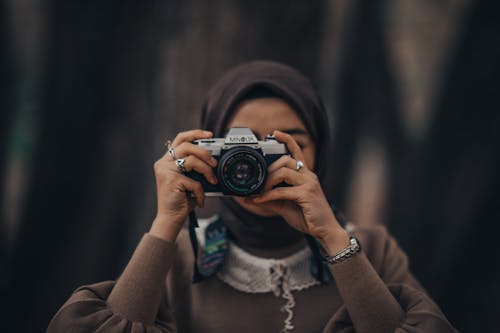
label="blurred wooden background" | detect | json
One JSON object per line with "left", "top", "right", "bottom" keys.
{"left": 1, "top": 1, "right": 499, "bottom": 331}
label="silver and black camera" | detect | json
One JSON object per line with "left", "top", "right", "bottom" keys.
{"left": 187, "top": 127, "right": 289, "bottom": 196}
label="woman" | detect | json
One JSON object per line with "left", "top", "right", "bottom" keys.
{"left": 48, "top": 61, "right": 457, "bottom": 332}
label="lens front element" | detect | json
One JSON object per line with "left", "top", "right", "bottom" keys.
{"left": 218, "top": 147, "right": 267, "bottom": 196}
{"left": 229, "top": 160, "right": 254, "bottom": 185}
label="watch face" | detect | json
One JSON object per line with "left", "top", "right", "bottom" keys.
{"left": 350, "top": 236, "right": 361, "bottom": 251}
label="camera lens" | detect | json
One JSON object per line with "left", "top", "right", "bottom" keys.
{"left": 229, "top": 161, "right": 254, "bottom": 185}
{"left": 217, "top": 147, "right": 267, "bottom": 196}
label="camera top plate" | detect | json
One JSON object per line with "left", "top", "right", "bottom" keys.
{"left": 224, "top": 127, "right": 258, "bottom": 144}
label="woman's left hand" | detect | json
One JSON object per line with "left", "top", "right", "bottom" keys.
{"left": 246, "top": 130, "right": 349, "bottom": 253}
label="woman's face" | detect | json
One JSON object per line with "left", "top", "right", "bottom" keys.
{"left": 225, "top": 97, "right": 316, "bottom": 216}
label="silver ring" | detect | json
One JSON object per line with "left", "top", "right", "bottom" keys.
{"left": 175, "top": 158, "right": 187, "bottom": 173}
{"left": 296, "top": 160, "right": 304, "bottom": 172}
{"left": 168, "top": 147, "right": 176, "bottom": 160}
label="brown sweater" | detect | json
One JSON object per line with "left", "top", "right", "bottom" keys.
{"left": 47, "top": 225, "right": 457, "bottom": 332}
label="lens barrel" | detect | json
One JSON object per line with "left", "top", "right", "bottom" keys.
{"left": 217, "top": 146, "right": 267, "bottom": 196}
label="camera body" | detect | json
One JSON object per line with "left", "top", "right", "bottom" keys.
{"left": 187, "top": 127, "right": 288, "bottom": 196}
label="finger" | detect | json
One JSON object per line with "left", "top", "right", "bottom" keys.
{"left": 263, "top": 167, "right": 305, "bottom": 192}
{"left": 172, "top": 129, "right": 213, "bottom": 147}
{"left": 252, "top": 186, "right": 300, "bottom": 203}
{"left": 273, "top": 130, "right": 305, "bottom": 162}
{"left": 172, "top": 142, "right": 217, "bottom": 167}
{"left": 268, "top": 154, "right": 308, "bottom": 174}
{"left": 178, "top": 175, "right": 205, "bottom": 207}
{"left": 171, "top": 155, "right": 218, "bottom": 185}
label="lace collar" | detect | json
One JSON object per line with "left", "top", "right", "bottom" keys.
{"left": 216, "top": 240, "right": 320, "bottom": 294}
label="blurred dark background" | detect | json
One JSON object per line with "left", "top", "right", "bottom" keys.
{"left": 1, "top": 0, "right": 499, "bottom": 332}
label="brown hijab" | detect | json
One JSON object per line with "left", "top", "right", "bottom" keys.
{"left": 200, "top": 60, "right": 332, "bottom": 250}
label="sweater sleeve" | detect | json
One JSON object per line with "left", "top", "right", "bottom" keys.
{"left": 47, "top": 233, "right": 178, "bottom": 333}
{"left": 322, "top": 226, "right": 458, "bottom": 333}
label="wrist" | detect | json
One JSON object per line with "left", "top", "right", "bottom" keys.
{"left": 316, "top": 224, "right": 350, "bottom": 256}
{"left": 150, "top": 215, "right": 183, "bottom": 242}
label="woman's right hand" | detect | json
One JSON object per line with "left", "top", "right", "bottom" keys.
{"left": 150, "top": 129, "right": 218, "bottom": 242}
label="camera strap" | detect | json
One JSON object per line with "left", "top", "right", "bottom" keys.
{"left": 188, "top": 211, "right": 204, "bottom": 283}
{"left": 188, "top": 211, "right": 229, "bottom": 283}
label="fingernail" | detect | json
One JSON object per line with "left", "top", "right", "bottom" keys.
{"left": 211, "top": 157, "right": 217, "bottom": 165}
{"left": 204, "top": 131, "right": 212, "bottom": 135}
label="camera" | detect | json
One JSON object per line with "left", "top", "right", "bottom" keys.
{"left": 187, "top": 127, "right": 289, "bottom": 196}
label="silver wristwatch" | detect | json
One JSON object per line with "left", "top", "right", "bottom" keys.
{"left": 324, "top": 236, "right": 361, "bottom": 265}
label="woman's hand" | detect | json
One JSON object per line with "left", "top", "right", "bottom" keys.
{"left": 246, "top": 130, "right": 350, "bottom": 254}
{"left": 150, "top": 129, "right": 218, "bottom": 242}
